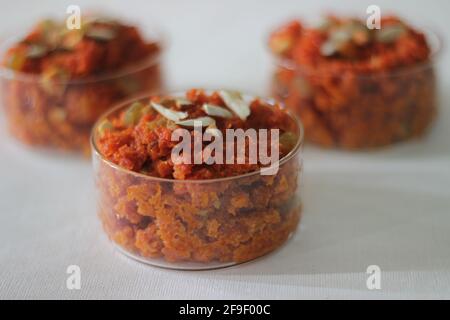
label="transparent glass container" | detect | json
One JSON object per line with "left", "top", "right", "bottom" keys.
{"left": 0, "top": 25, "right": 165, "bottom": 155}
{"left": 269, "top": 27, "right": 442, "bottom": 150}
{"left": 91, "top": 94, "right": 304, "bottom": 270}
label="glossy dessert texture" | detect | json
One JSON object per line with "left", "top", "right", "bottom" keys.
{"left": 1, "top": 16, "right": 163, "bottom": 153}
{"left": 269, "top": 16, "right": 437, "bottom": 149}
{"left": 92, "top": 89, "right": 302, "bottom": 266}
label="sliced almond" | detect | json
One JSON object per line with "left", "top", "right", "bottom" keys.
{"left": 83, "top": 16, "right": 118, "bottom": 26}
{"left": 218, "top": 90, "right": 251, "bottom": 120}
{"left": 176, "top": 117, "right": 216, "bottom": 127}
{"left": 174, "top": 97, "right": 193, "bottom": 107}
{"left": 331, "top": 29, "right": 352, "bottom": 43}
{"left": 150, "top": 101, "right": 188, "bottom": 122}
{"left": 376, "top": 24, "right": 406, "bottom": 43}
{"left": 320, "top": 41, "right": 337, "bottom": 56}
{"left": 314, "top": 17, "right": 333, "bottom": 31}
{"left": 205, "top": 123, "right": 222, "bottom": 138}
{"left": 320, "top": 26, "right": 354, "bottom": 57}
{"left": 202, "top": 103, "right": 233, "bottom": 118}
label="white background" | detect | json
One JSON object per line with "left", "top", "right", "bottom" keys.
{"left": 0, "top": 0, "right": 449, "bottom": 299}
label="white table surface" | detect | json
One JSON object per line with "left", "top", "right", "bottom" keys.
{"left": 0, "top": 0, "right": 449, "bottom": 299}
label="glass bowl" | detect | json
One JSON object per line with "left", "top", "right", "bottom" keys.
{"left": 269, "top": 23, "right": 442, "bottom": 150}
{"left": 91, "top": 93, "right": 304, "bottom": 270}
{"left": 0, "top": 22, "right": 165, "bottom": 155}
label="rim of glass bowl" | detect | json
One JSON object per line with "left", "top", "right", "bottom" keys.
{"left": 266, "top": 21, "right": 443, "bottom": 79}
{"left": 91, "top": 90, "right": 304, "bottom": 184}
{"left": 0, "top": 20, "right": 167, "bottom": 85}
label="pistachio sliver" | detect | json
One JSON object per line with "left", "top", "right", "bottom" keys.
{"left": 85, "top": 27, "right": 116, "bottom": 41}
{"left": 218, "top": 90, "right": 251, "bottom": 120}
{"left": 176, "top": 116, "right": 216, "bottom": 127}
{"left": 202, "top": 103, "right": 233, "bottom": 118}
{"left": 141, "top": 105, "right": 153, "bottom": 115}
{"left": 150, "top": 101, "right": 188, "bottom": 122}
{"left": 116, "top": 77, "right": 141, "bottom": 94}
{"left": 40, "top": 67, "right": 69, "bottom": 96}
{"left": 279, "top": 131, "right": 298, "bottom": 152}
{"left": 98, "top": 119, "right": 113, "bottom": 137}
{"left": 124, "top": 102, "right": 146, "bottom": 126}
{"left": 26, "top": 44, "right": 47, "bottom": 59}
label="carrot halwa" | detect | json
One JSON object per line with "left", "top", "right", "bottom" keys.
{"left": 92, "top": 89, "right": 303, "bottom": 267}
{"left": 0, "top": 16, "right": 163, "bottom": 153}
{"left": 269, "top": 16, "right": 438, "bottom": 149}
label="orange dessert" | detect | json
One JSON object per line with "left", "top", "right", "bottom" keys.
{"left": 0, "top": 16, "right": 163, "bottom": 153}
{"left": 92, "top": 89, "right": 303, "bottom": 268}
{"left": 269, "top": 16, "right": 438, "bottom": 149}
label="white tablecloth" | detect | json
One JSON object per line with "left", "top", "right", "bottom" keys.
{"left": 1, "top": 0, "right": 449, "bottom": 299}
